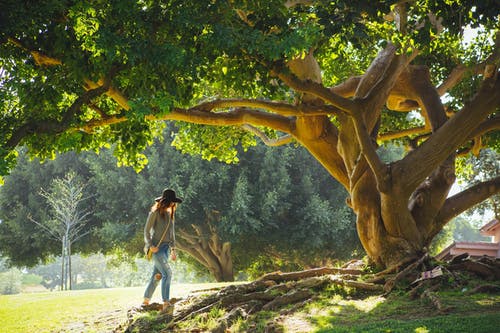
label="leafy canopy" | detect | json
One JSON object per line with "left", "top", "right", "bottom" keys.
{"left": 1, "top": 0, "right": 498, "bottom": 178}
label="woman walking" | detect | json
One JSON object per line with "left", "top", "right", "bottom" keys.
{"left": 142, "top": 188, "right": 182, "bottom": 313}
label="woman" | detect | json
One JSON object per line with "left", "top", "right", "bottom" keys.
{"left": 142, "top": 188, "right": 182, "bottom": 313}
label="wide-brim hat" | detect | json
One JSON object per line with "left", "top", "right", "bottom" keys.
{"left": 155, "top": 188, "right": 183, "bottom": 204}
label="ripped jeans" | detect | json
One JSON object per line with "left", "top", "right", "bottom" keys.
{"left": 143, "top": 243, "right": 172, "bottom": 302}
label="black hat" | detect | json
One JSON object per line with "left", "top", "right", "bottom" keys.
{"left": 155, "top": 189, "right": 183, "bottom": 204}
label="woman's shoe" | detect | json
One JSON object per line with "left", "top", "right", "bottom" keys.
{"left": 161, "top": 301, "right": 174, "bottom": 315}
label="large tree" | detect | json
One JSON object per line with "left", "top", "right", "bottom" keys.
{"left": 1, "top": 1, "right": 499, "bottom": 268}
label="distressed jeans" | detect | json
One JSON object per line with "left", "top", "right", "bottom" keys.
{"left": 143, "top": 243, "right": 172, "bottom": 302}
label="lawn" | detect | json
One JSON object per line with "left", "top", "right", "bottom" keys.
{"left": 0, "top": 283, "right": 234, "bottom": 333}
{"left": 306, "top": 292, "right": 500, "bottom": 333}
{"left": 1, "top": 283, "right": 499, "bottom": 333}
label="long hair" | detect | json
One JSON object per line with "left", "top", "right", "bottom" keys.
{"left": 151, "top": 200, "right": 175, "bottom": 219}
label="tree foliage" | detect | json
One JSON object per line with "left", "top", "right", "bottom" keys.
{"left": 0, "top": 151, "right": 99, "bottom": 267}
{"left": 0, "top": 129, "right": 359, "bottom": 278}
{"left": 1, "top": 1, "right": 499, "bottom": 268}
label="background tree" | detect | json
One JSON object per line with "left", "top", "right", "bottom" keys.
{"left": 0, "top": 128, "right": 359, "bottom": 280}
{"left": 0, "top": 150, "right": 98, "bottom": 267}
{"left": 0, "top": 258, "right": 22, "bottom": 294}
{"left": 2, "top": 1, "right": 498, "bottom": 268}
{"left": 88, "top": 129, "right": 360, "bottom": 280}
{"left": 29, "top": 172, "right": 92, "bottom": 290}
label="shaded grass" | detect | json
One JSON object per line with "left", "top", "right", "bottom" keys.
{"left": 314, "top": 313, "right": 500, "bottom": 333}
{"left": 306, "top": 290, "right": 500, "bottom": 333}
{"left": 222, "top": 285, "right": 500, "bottom": 333}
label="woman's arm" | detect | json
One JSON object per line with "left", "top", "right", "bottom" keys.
{"left": 144, "top": 211, "right": 155, "bottom": 247}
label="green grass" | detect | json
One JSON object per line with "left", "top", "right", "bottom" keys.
{"left": 303, "top": 291, "right": 500, "bottom": 333}
{"left": 314, "top": 313, "right": 500, "bottom": 333}
{"left": 1, "top": 284, "right": 499, "bottom": 333}
{"left": 227, "top": 289, "right": 500, "bottom": 333}
{"left": 0, "top": 283, "right": 235, "bottom": 333}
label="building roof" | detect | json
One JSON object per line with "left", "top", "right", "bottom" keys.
{"left": 480, "top": 218, "right": 500, "bottom": 236}
{"left": 436, "top": 219, "right": 500, "bottom": 261}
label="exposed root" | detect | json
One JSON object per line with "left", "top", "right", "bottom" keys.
{"left": 366, "top": 255, "right": 419, "bottom": 283}
{"left": 448, "top": 255, "right": 500, "bottom": 280}
{"left": 422, "top": 289, "right": 449, "bottom": 313}
{"left": 122, "top": 266, "right": 382, "bottom": 332}
{"left": 465, "top": 284, "right": 500, "bottom": 295}
{"left": 383, "top": 253, "right": 429, "bottom": 293}
{"left": 258, "top": 266, "right": 364, "bottom": 282}
{"left": 120, "top": 255, "right": 500, "bottom": 333}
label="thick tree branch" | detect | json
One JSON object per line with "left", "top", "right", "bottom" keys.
{"left": 196, "top": 98, "right": 342, "bottom": 117}
{"left": 272, "top": 63, "right": 357, "bottom": 113}
{"left": 393, "top": 70, "right": 500, "bottom": 194}
{"left": 348, "top": 45, "right": 410, "bottom": 192}
{"left": 411, "top": 66, "right": 448, "bottom": 132}
{"left": 84, "top": 79, "right": 131, "bottom": 111}
{"left": 81, "top": 107, "right": 294, "bottom": 135}
{"left": 351, "top": 111, "right": 389, "bottom": 192}
{"left": 8, "top": 37, "right": 131, "bottom": 112}
{"left": 6, "top": 85, "right": 108, "bottom": 149}
{"left": 378, "top": 126, "right": 428, "bottom": 142}
{"left": 7, "top": 37, "right": 62, "bottom": 66}
{"left": 355, "top": 44, "right": 397, "bottom": 98}
{"left": 468, "top": 115, "right": 500, "bottom": 139}
{"left": 436, "top": 64, "right": 469, "bottom": 96}
{"left": 241, "top": 124, "right": 293, "bottom": 146}
{"left": 433, "top": 176, "right": 500, "bottom": 238}
{"left": 330, "top": 76, "right": 362, "bottom": 97}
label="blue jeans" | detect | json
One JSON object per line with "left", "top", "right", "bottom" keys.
{"left": 143, "top": 243, "right": 172, "bottom": 302}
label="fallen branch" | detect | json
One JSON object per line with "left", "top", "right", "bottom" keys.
{"left": 211, "top": 307, "right": 248, "bottom": 333}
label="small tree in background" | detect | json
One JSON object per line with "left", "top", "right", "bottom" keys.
{"left": 29, "top": 172, "right": 92, "bottom": 290}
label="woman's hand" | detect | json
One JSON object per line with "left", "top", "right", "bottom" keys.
{"left": 171, "top": 248, "right": 177, "bottom": 261}
{"left": 150, "top": 246, "right": 159, "bottom": 253}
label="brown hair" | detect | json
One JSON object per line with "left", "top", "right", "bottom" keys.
{"left": 151, "top": 200, "right": 176, "bottom": 219}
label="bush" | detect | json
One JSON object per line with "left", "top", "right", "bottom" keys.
{"left": 0, "top": 269, "right": 22, "bottom": 295}
{"left": 22, "top": 273, "right": 43, "bottom": 285}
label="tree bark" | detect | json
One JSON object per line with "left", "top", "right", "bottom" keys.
{"left": 68, "top": 241, "right": 72, "bottom": 290}
{"left": 61, "top": 237, "right": 65, "bottom": 291}
{"left": 283, "top": 46, "right": 500, "bottom": 268}
{"left": 176, "top": 210, "right": 234, "bottom": 282}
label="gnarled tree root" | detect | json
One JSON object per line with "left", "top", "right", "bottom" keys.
{"left": 122, "top": 256, "right": 500, "bottom": 332}
{"left": 125, "top": 267, "right": 382, "bottom": 332}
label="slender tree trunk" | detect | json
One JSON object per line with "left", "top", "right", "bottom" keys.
{"left": 68, "top": 241, "right": 72, "bottom": 290}
{"left": 61, "top": 236, "right": 66, "bottom": 290}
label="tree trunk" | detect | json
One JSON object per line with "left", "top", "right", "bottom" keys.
{"left": 68, "top": 241, "right": 72, "bottom": 290}
{"left": 61, "top": 238, "right": 65, "bottom": 291}
{"left": 284, "top": 47, "right": 500, "bottom": 269}
{"left": 176, "top": 210, "right": 234, "bottom": 282}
